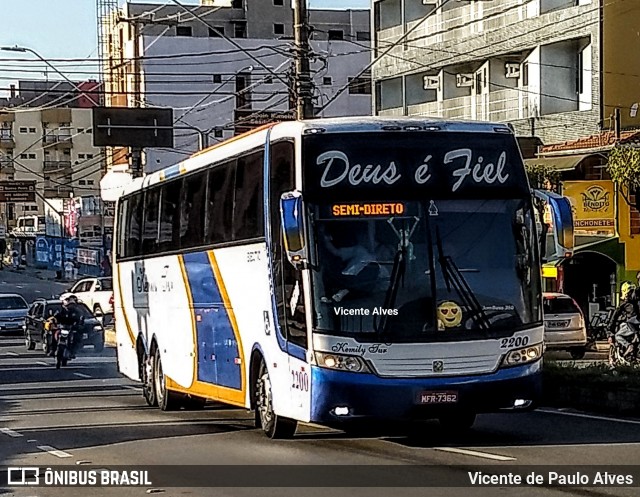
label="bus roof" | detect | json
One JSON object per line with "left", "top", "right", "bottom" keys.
{"left": 119, "top": 117, "right": 514, "bottom": 197}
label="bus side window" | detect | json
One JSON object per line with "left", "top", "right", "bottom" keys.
{"left": 125, "top": 194, "right": 144, "bottom": 258}
{"left": 180, "top": 171, "right": 207, "bottom": 249}
{"left": 142, "top": 188, "right": 160, "bottom": 255}
{"left": 117, "top": 198, "right": 128, "bottom": 259}
{"left": 206, "top": 161, "right": 234, "bottom": 244}
{"left": 158, "top": 179, "right": 182, "bottom": 253}
{"left": 233, "top": 151, "right": 264, "bottom": 240}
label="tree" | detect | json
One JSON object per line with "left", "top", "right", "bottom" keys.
{"left": 524, "top": 162, "right": 561, "bottom": 192}
{"left": 606, "top": 145, "right": 640, "bottom": 189}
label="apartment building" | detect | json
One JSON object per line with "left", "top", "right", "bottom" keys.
{"left": 372, "top": 0, "right": 640, "bottom": 144}
{"left": 102, "top": 0, "right": 372, "bottom": 172}
{"left": 0, "top": 102, "right": 103, "bottom": 224}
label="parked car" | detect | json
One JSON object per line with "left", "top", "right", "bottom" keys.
{"left": 543, "top": 292, "right": 588, "bottom": 359}
{"left": 24, "top": 299, "right": 105, "bottom": 353}
{"left": 0, "top": 293, "right": 29, "bottom": 335}
{"left": 68, "top": 277, "right": 113, "bottom": 316}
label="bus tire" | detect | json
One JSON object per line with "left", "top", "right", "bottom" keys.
{"left": 255, "top": 362, "right": 297, "bottom": 439}
{"left": 142, "top": 352, "right": 158, "bottom": 407}
{"left": 438, "top": 411, "right": 476, "bottom": 431}
{"left": 153, "top": 348, "right": 181, "bottom": 411}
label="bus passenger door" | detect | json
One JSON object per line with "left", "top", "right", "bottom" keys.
{"left": 274, "top": 253, "right": 311, "bottom": 422}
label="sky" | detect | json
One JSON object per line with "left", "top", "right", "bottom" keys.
{"left": 0, "top": 0, "right": 370, "bottom": 95}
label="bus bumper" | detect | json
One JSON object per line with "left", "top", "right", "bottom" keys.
{"left": 309, "top": 360, "right": 541, "bottom": 424}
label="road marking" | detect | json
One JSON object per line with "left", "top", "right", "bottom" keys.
{"left": 35, "top": 290, "right": 42, "bottom": 293}
{"left": 36, "top": 361, "right": 48, "bottom": 366}
{"left": 122, "top": 385, "right": 142, "bottom": 391}
{"left": 73, "top": 372, "right": 92, "bottom": 379}
{"left": 15, "top": 285, "right": 23, "bottom": 289}
{"left": 537, "top": 407, "right": 640, "bottom": 426}
{"left": 37, "top": 445, "right": 72, "bottom": 458}
{"left": 6, "top": 351, "right": 18, "bottom": 356}
{"left": 434, "top": 447, "right": 515, "bottom": 461}
{"left": 0, "top": 427, "right": 23, "bottom": 438}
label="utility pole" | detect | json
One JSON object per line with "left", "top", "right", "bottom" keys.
{"left": 293, "top": 0, "right": 314, "bottom": 120}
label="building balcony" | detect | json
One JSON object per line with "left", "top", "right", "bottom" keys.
{"left": 0, "top": 158, "right": 15, "bottom": 174}
{"left": 43, "top": 160, "right": 72, "bottom": 173}
{"left": 43, "top": 134, "right": 73, "bottom": 148}
{"left": 0, "top": 130, "right": 14, "bottom": 148}
{"left": 44, "top": 185, "right": 74, "bottom": 198}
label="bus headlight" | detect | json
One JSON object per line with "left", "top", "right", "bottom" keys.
{"left": 315, "top": 352, "right": 371, "bottom": 373}
{"left": 501, "top": 344, "right": 543, "bottom": 367}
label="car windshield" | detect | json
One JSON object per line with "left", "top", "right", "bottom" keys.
{"left": 0, "top": 296, "right": 28, "bottom": 310}
{"left": 544, "top": 297, "right": 578, "bottom": 315}
{"left": 100, "top": 278, "right": 113, "bottom": 291}
{"left": 45, "top": 303, "right": 63, "bottom": 317}
{"left": 309, "top": 198, "right": 541, "bottom": 342}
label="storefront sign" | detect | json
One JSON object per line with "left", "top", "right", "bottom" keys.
{"left": 563, "top": 181, "right": 615, "bottom": 234}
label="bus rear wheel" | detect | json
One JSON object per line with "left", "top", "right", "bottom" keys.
{"left": 153, "top": 348, "right": 181, "bottom": 411}
{"left": 142, "top": 352, "right": 158, "bottom": 407}
{"left": 255, "top": 362, "right": 297, "bottom": 439}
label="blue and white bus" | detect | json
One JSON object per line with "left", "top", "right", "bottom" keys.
{"left": 114, "top": 117, "right": 561, "bottom": 438}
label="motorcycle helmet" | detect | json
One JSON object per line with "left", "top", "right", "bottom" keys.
{"left": 621, "top": 281, "right": 636, "bottom": 300}
{"left": 60, "top": 293, "right": 79, "bottom": 306}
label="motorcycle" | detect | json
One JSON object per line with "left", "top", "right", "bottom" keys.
{"left": 55, "top": 326, "right": 75, "bottom": 369}
{"left": 609, "top": 321, "right": 640, "bottom": 367}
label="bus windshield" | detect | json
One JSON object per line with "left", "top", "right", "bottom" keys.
{"left": 303, "top": 131, "right": 541, "bottom": 342}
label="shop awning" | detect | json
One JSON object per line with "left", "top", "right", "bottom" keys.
{"left": 524, "top": 154, "right": 592, "bottom": 172}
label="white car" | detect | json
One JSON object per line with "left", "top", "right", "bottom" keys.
{"left": 543, "top": 292, "right": 588, "bottom": 359}
{"left": 68, "top": 277, "right": 114, "bottom": 316}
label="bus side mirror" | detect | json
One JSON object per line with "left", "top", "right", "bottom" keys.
{"left": 279, "top": 191, "right": 309, "bottom": 270}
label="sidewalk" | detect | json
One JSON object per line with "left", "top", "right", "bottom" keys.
{"left": 2, "top": 264, "right": 76, "bottom": 284}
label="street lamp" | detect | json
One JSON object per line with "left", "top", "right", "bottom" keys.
{"left": 0, "top": 45, "right": 99, "bottom": 106}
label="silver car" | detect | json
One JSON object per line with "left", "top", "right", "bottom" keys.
{"left": 0, "top": 293, "right": 29, "bottom": 334}
{"left": 543, "top": 292, "right": 588, "bottom": 359}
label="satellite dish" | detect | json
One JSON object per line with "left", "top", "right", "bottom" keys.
{"left": 631, "top": 103, "right": 639, "bottom": 118}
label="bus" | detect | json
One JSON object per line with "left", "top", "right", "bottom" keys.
{"left": 113, "top": 117, "right": 569, "bottom": 438}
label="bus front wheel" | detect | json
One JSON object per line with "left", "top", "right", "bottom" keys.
{"left": 153, "top": 348, "right": 181, "bottom": 411}
{"left": 255, "top": 362, "right": 297, "bottom": 439}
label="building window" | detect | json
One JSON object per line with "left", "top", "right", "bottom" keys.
{"left": 323, "top": 76, "right": 333, "bottom": 86}
{"left": 86, "top": 128, "right": 92, "bottom": 134}
{"left": 231, "top": 0, "right": 243, "bottom": 8}
{"left": 19, "top": 127, "right": 27, "bottom": 133}
{"left": 264, "top": 76, "right": 274, "bottom": 84}
{"left": 77, "top": 128, "right": 84, "bottom": 133}
{"left": 19, "top": 153, "right": 27, "bottom": 159}
{"left": 214, "top": 129, "right": 223, "bottom": 138}
{"left": 522, "top": 62, "right": 529, "bottom": 86}
{"left": 28, "top": 127, "right": 36, "bottom": 133}
{"left": 176, "top": 26, "right": 193, "bottom": 37}
{"left": 348, "top": 75, "right": 372, "bottom": 95}
{"left": 21, "top": 153, "right": 36, "bottom": 159}
{"left": 274, "top": 0, "right": 284, "bottom": 5}
{"left": 87, "top": 180, "right": 94, "bottom": 185}
{"left": 577, "top": 50, "right": 584, "bottom": 94}
{"left": 87, "top": 154, "right": 94, "bottom": 159}
{"left": 213, "top": 74, "right": 223, "bottom": 84}
{"left": 79, "top": 180, "right": 86, "bottom": 185}
{"left": 78, "top": 154, "right": 86, "bottom": 159}
{"left": 234, "top": 22, "right": 247, "bottom": 38}
{"left": 328, "top": 30, "right": 344, "bottom": 41}
{"left": 274, "top": 23, "right": 285, "bottom": 35}
{"left": 356, "top": 31, "right": 370, "bottom": 41}
{"left": 208, "top": 27, "right": 224, "bottom": 37}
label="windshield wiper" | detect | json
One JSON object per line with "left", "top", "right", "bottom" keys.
{"left": 435, "top": 226, "right": 491, "bottom": 331}
{"left": 375, "top": 242, "right": 406, "bottom": 334}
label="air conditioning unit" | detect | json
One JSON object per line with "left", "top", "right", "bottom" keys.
{"left": 505, "top": 62, "right": 521, "bottom": 79}
{"left": 456, "top": 73, "right": 473, "bottom": 88}
{"left": 423, "top": 76, "right": 439, "bottom": 90}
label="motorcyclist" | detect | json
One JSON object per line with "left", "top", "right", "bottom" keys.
{"left": 607, "top": 281, "right": 640, "bottom": 359}
{"left": 46, "top": 293, "right": 84, "bottom": 359}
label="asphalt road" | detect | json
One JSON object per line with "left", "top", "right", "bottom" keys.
{"left": 1, "top": 274, "right": 639, "bottom": 497}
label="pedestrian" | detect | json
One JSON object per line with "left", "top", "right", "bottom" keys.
{"left": 11, "top": 248, "right": 19, "bottom": 269}
{"left": 0, "top": 238, "right": 5, "bottom": 270}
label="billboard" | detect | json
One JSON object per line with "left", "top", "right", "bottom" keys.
{"left": 563, "top": 181, "right": 616, "bottom": 235}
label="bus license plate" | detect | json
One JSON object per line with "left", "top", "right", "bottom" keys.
{"left": 417, "top": 391, "right": 458, "bottom": 404}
